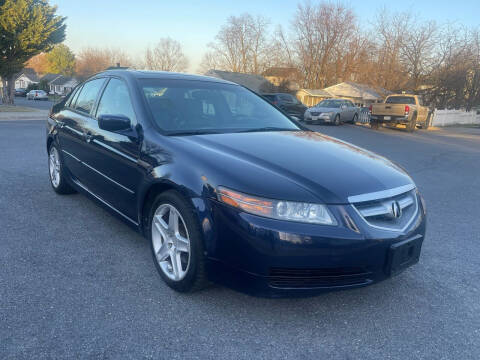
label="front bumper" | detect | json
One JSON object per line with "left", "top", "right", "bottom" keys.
{"left": 304, "top": 116, "right": 333, "bottom": 124}
{"left": 205, "top": 199, "right": 426, "bottom": 297}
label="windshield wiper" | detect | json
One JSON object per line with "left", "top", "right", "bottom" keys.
{"left": 167, "top": 129, "right": 225, "bottom": 136}
{"left": 234, "top": 127, "right": 299, "bottom": 133}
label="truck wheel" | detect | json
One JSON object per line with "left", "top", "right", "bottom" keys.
{"left": 407, "top": 114, "right": 417, "bottom": 132}
{"left": 423, "top": 113, "right": 431, "bottom": 129}
{"left": 370, "top": 119, "right": 379, "bottom": 130}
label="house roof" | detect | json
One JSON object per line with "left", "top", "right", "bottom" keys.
{"left": 15, "top": 68, "right": 39, "bottom": 82}
{"left": 299, "top": 89, "right": 332, "bottom": 97}
{"left": 40, "top": 73, "right": 62, "bottom": 83}
{"left": 322, "top": 81, "right": 389, "bottom": 101}
{"left": 50, "top": 75, "right": 78, "bottom": 86}
{"left": 205, "top": 70, "right": 272, "bottom": 93}
{"left": 263, "top": 67, "right": 300, "bottom": 78}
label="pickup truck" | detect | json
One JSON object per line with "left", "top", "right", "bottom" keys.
{"left": 369, "top": 94, "right": 432, "bottom": 131}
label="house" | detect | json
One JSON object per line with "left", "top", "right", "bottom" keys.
{"left": 40, "top": 73, "right": 78, "bottom": 95}
{"left": 263, "top": 67, "right": 301, "bottom": 90}
{"left": 49, "top": 75, "right": 79, "bottom": 95}
{"left": 296, "top": 89, "right": 332, "bottom": 107}
{"left": 14, "top": 68, "right": 39, "bottom": 89}
{"left": 321, "top": 81, "right": 390, "bottom": 106}
{"left": 205, "top": 70, "right": 274, "bottom": 94}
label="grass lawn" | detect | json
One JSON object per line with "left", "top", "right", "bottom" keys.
{"left": 0, "top": 105, "right": 37, "bottom": 112}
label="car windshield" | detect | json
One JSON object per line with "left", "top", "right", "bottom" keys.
{"left": 140, "top": 79, "right": 300, "bottom": 135}
{"left": 316, "top": 100, "right": 342, "bottom": 108}
{"left": 385, "top": 96, "right": 416, "bottom": 104}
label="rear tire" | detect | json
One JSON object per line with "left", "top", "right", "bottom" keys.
{"left": 48, "top": 144, "right": 76, "bottom": 194}
{"left": 370, "top": 119, "right": 379, "bottom": 129}
{"left": 407, "top": 114, "right": 417, "bottom": 132}
{"left": 148, "top": 190, "right": 209, "bottom": 293}
{"left": 351, "top": 113, "right": 358, "bottom": 124}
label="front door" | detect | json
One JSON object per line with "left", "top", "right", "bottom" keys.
{"left": 82, "top": 77, "right": 142, "bottom": 222}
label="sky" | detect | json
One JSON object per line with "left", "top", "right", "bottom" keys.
{"left": 52, "top": 0, "right": 480, "bottom": 73}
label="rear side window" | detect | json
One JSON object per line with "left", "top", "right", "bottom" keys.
{"left": 279, "top": 94, "right": 295, "bottom": 103}
{"left": 66, "top": 86, "right": 81, "bottom": 108}
{"left": 96, "top": 78, "right": 136, "bottom": 123}
{"left": 74, "top": 78, "right": 105, "bottom": 114}
{"left": 385, "top": 96, "right": 416, "bottom": 105}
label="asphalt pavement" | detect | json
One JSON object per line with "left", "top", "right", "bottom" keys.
{"left": 8, "top": 96, "right": 55, "bottom": 110}
{"left": 0, "top": 120, "right": 479, "bottom": 359}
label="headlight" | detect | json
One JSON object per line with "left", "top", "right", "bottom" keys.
{"left": 320, "top": 112, "right": 334, "bottom": 118}
{"left": 217, "top": 187, "right": 336, "bottom": 225}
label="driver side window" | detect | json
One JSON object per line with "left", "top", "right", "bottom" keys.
{"left": 96, "top": 78, "right": 136, "bottom": 123}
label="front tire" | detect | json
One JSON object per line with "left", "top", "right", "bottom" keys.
{"left": 334, "top": 114, "right": 340, "bottom": 126}
{"left": 148, "top": 190, "right": 208, "bottom": 293}
{"left": 48, "top": 144, "right": 76, "bottom": 194}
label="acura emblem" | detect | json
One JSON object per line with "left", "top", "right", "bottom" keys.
{"left": 390, "top": 201, "right": 402, "bottom": 219}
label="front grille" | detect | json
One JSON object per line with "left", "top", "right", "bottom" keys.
{"left": 268, "top": 267, "right": 372, "bottom": 288}
{"left": 351, "top": 187, "right": 418, "bottom": 232}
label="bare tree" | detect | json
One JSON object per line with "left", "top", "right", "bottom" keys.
{"left": 75, "top": 47, "right": 132, "bottom": 79}
{"left": 144, "top": 38, "right": 188, "bottom": 72}
{"left": 371, "top": 8, "right": 412, "bottom": 91}
{"left": 400, "top": 21, "right": 438, "bottom": 91}
{"left": 203, "top": 13, "right": 270, "bottom": 74}
{"left": 292, "top": 1, "right": 356, "bottom": 88}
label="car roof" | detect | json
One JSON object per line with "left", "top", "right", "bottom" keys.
{"left": 93, "top": 69, "right": 239, "bottom": 86}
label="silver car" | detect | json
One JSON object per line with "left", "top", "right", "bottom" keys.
{"left": 27, "top": 89, "right": 49, "bottom": 101}
{"left": 304, "top": 99, "right": 359, "bottom": 125}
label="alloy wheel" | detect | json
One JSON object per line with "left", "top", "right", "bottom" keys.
{"left": 151, "top": 204, "right": 191, "bottom": 281}
{"left": 49, "top": 147, "right": 61, "bottom": 188}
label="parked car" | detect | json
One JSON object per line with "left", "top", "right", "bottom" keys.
{"left": 304, "top": 99, "right": 359, "bottom": 125}
{"left": 47, "top": 70, "right": 426, "bottom": 297}
{"left": 370, "top": 94, "right": 432, "bottom": 131}
{"left": 263, "top": 93, "right": 307, "bottom": 121}
{"left": 14, "top": 88, "right": 27, "bottom": 97}
{"left": 27, "top": 89, "right": 49, "bottom": 100}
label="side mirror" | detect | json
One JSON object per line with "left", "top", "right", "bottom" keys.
{"left": 98, "top": 114, "right": 131, "bottom": 132}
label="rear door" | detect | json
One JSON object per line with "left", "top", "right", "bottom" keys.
{"left": 81, "top": 77, "right": 142, "bottom": 221}
{"left": 59, "top": 78, "right": 107, "bottom": 189}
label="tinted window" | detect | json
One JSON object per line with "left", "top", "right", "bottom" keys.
{"left": 96, "top": 78, "right": 136, "bottom": 123}
{"left": 279, "top": 94, "right": 294, "bottom": 103}
{"left": 68, "top": 86, "right": 83, "bottom": 108}
{"left": 74, "top": 78, "right": 105, "bottom": 114}
{"left": 141, "top": 79, "right": 299, "bottom": 134}
{"left": 385, "top": 96, "right": 416, "bottom": 105}
{"left": 263, "top": 95, "right": 276, "bottom": 102}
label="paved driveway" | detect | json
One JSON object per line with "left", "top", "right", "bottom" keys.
{"left": 0, "top": 121, "right": 479, "bottom": 359}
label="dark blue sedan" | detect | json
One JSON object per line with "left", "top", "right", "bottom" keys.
{"left": 46, "top": 70, "right": 426, "bottom": 297}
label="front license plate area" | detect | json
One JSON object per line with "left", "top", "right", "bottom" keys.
{"left": 384, "top": 116, "right": 391, "bottom": 120}
{"left": 386, "top": 236, "right": 423, "bottom": 276}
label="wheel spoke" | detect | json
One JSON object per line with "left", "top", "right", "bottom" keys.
{"left": 153, "top": 215, "right": 168, "bottom": 239}
{"left": 169, "top": 208, "right": 179, "bottom": 233}
{"left": 156, "top": 241, "right": 170, "bottom": 261}
{"left": 175, "top": 234, "right": 189, "bottom": 253}
{"left": 170, "top": 250, "right": 181, "bottom": 280}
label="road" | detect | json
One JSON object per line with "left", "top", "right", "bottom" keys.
{"left": 9, "top": 96, "right": 55, "bottom": 110}
{"left": 0, "top": 120, "right": 479, "bottom": 359}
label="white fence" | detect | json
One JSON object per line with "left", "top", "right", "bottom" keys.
{"left": 432, "top": 110, "right": 480, "bottom": 127}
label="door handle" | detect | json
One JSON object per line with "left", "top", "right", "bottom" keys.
{"left": 84, "top": 132, "right": 94, "bottom": 143}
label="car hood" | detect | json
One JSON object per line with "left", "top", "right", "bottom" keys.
{"left": 308, "top": 107, "right": 340, "bottom": 113}
{"left": 176, "top": 131, "right": 413, "bottom": 204}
